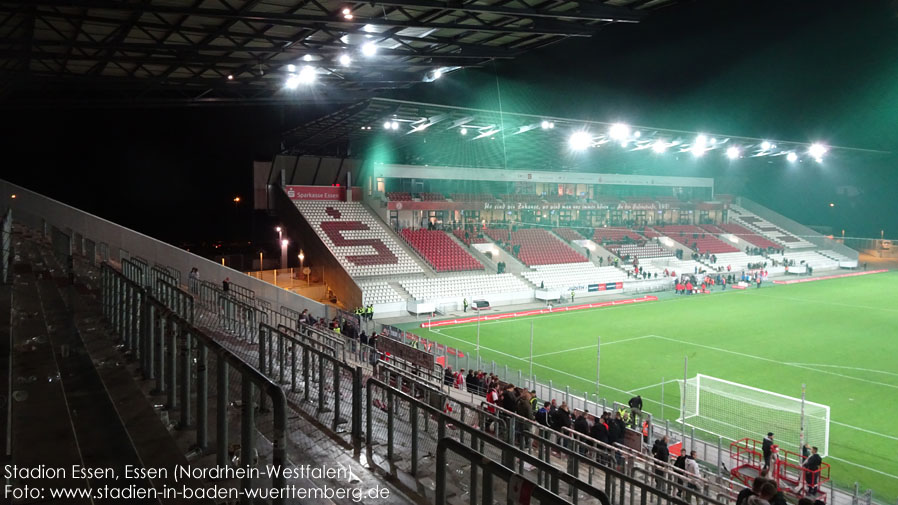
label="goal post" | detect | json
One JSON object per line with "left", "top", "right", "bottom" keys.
{"left": 680, "top": 374, "right": 830, "bottom": 456}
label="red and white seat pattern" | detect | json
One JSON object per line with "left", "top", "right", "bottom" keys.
{"left": 484, "top": 228, "right": 586, "bottom": 266}
{"left": 294, "top": 201, "right": 423, "bottom": 277}
{"left": 716, "top": 223, "right": 781, "bottom": 250}
{"left": 400, "top": 229, "right": 484, "bottom": 272}
{"left": 400, "top": 273, "right": 529, "bottom": 302}
{"left": 655, "top": 225, "right": 740, "bottom": 254}
{"left": 386, "top": 192, "right": 412, "bottom": 201}
{"left": 452, "top": 228, "right": 488, "bottom": 246}
{"left": 728, "top": 205, "right": 814, "bottom": 248}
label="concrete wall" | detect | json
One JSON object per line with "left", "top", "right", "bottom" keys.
{"left": 271, "top": 186, "right": 363, "bottom": 310}
{"left": 0, "top": 179, "right": 331, "bottom": 320}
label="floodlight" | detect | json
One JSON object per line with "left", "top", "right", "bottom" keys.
{"left": 362, "top": 42, "right": 377, "bottom": 57}
{"left": 287, "top": 64, "right": 296, "bottom": 72}
{"left": 342, "top": 7, "right": 351, "bottom": 14}
{"left": 227, "top": 74, "right": 234, "bottom": 80}
{"left": 726, "top": 146, "right": 740, "bottom": 159}
{"left": 390, "top": 121, "right": 400, "bottom": 130}
{"left": 281, "top": 239, "right": 289, "bottom": 247}
{"left": 760, "top": 141, "right": 772, "bottom": 150}
{"left": 541, "top": 120, "right": 550, "bottom": 129}
{"left": 609, "top": 123, "right": 630, "bottom": 141}
{"left": 383, "top": 121, "right": 392, "bottom": 129}
{"left": 432, "top": 69, "right": 442, "bottom": 80}
{"left": 691, "top": 134, "right": 707, "bottom": 157}
{"left": 808, "top": 143, "right": 827, "bottom": 160}
{"left": 634, "top": 130, "right": 641, "bottom": 138}
{"left": 569, "top": 131, "right": 592, "bottom": 151}
{"left": 652, "top": 140, "right": 667, "bottom": 153}
{"left": 284, "top": 74, "right": 301, "bottom": 89}
{"left": 460, "top": 127, "right": 468, "bottom": 135}
{"left": 339, "top": 54, "right": 351, "bottom": 66}
{"left": 303, "top": 54, "right": 313, "bottom": 62}
{"left": 297, "top": 65, "right": 316, "bottom": 84}
{"left": 786, "top": 152, "right": 798, "bottom": 163}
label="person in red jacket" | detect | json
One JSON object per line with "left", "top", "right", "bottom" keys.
{"left": 685, "top": 281, "right": 693, "bottom": 294}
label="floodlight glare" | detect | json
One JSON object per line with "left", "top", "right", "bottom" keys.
{"left": 652, "top": 140, "right": 668, "bottom": 153}
{"left": 541, "top": 120, "right": 550, "bottom": 129}
{"left": 390, "top": 121, "right": 400, "bottom": 130}
{"left": 287, "top": 64, "right": 296, "bottom": 72}
{"left": 786, "top": 152, "right": 798, "bottom": 163}
{"left": 726, "top": 146, "right": 740, "bottom": 159}
{"left": 460, "top": 127, "right": 468, "bottom": 135}
{"left": 432, "top": 69, "right": 442, "bottom": 80}
{"left": 227, "top": 74, "right": 234, "bottom": 80}
{"left": 760, "top": 141, "right": 772, "bottom": 150}
{"left": 362, "top": 42, "right": 377, "bottom": 57}
{"left": 634, "top": 130, "right": 641, "bottom": 138}
{"left": 342, "top": 7, "right": 350, "bottom": 14}
{"left": 339, "top": 54, "right": 351, "bottom": 66}
{"left": 303, "top": 54, "right": 313, "bottom": 62}
{"left": 284, "top": 74, "right": 301, "bottom": 89}
{"left": 609, "top": 123, "right": 630, "bottom": 141}
{"left": 569, "top": 131, "right": 592, "bottom": 151}
{"left": 383, "top": 121, "right": 392, "bottom": 129}
{"left": 691, "top": 134, "right": 707, "bottom": 157}
{"left": 808, "top": 143, "right": 827, "bottom": 159}
{"left": 297, "top": 65, "right": 316, "bottom": 84}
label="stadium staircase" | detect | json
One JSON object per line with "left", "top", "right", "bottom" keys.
{"left": 6, "top": 227, "right": 212, "bottom": 504}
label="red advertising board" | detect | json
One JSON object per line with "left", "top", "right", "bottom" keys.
{"left": 286, "top": 185, "right": 362, "bottom": 201}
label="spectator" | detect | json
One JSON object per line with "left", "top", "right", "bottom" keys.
{"left": 454, "top": 368, "right": 466, "bottom": 389}
{"left": 628, "top": 395, "right": 643, "bottom": 414}
{"left": 501, "top": 385, "right": 517, "bottom": 412}
{"left": 443, "top": 367, "right": 454, "bottom": 386}
{"left": 465, "top": 370, "right": 475, "bottom": 392}
{"left": 222, "top": 277, "right": 230, "bottom": 292}
{"left": 652, "top": 436, "right": 670, "bottom": 491}
{"left": 685, "top": 450, "right": 702, "bottom": 502}
{"left": 536, "top": 402, "right": 551, "bottom": 427}
{"left": 803, "top": 446, "right": 823, "bottom": 494}
{"left": 762, "top": 432, "right": 775, "bottom": 471}
{"left": 574, "top": 411, "right": 590, "bottom": 454}
{"left": 590, "top": 414, "right": 609, "bottom": 445}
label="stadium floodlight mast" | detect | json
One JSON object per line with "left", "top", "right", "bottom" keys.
{"left": 569, "top": 131, "right": 593, "bottom": 151}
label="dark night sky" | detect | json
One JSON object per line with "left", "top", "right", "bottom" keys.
{"left": 2, "top": 0, "right": 896, "bottom": 244}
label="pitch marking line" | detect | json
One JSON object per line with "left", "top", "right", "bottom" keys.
{"left": 529, "top": 335, "right": 656, "bottom": 358}
{"left": 751, "top": 292, "right": 898, "bottom": 314}
{"left": 647, "top": 335, "right": 898, "bottom": 390}
{"left": 630, "top": 379, "right": 679, "bottom": 392}
{"left": 784, "top": 363, "right": 898, "bottom": 378}
{"left": 431, "top": 329, "right": 898, "bottom": 447}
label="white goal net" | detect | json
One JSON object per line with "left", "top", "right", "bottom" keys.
{"left": 680, "top": 374, "right": 830, "bottom": 456}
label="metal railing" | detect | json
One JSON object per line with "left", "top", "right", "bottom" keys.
{"left": 100, "top": 263, "right": 289, "bottom": 504}
{"left": 366, "top": 377, "right": 704, "bottom": 505}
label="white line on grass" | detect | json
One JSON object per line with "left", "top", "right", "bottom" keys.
{"left": 648, "top": 335, "right": 898, "bottom": 390}
{"left": 784, "top": 363, "right": 898, "bottom": 378}
{"left": 530, "top": 335, "right": 656, "bottom": 358}
{"left": 751, "top": 292, "right": 898, "bottom": 314}
{"left": 630, "top": 379, "right": 679, "bottom": 392}
{"left": 825, "top": 456, "right": 898, "bottom": 481}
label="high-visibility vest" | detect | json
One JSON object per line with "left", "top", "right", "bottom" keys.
{"left": 642, "top": 421, "right": 649, "bottom": 437}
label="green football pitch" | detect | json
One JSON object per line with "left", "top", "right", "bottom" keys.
{"left": 397, "top": 271, "right": 898, "bottom": 501}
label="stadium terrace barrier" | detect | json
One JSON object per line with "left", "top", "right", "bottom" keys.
{"left": 421, "top": 295, "right": 659, "bottom": 328}
{"left": 0, "top": 208, "right": 10, "bottom": 283}
{"left": 772, "top": 269, "right": 888, "bottom": 285}
{"left": 366, "top": 377, "right": 712, "bottom": 505}
{"left": 100, "top": 263, "right": 289, "bottom": 504}
{"left": 436, "top": 438, "right": 612, "bottom": 505}
{"left": 257, "top": 323, "right": 363, "bottom": 451}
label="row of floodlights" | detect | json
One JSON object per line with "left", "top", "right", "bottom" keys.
{"left": 574, "top": 123, "right": 827, "bottom": 162}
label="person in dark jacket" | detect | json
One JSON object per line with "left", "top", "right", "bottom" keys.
{"left": 803, "top": 446, "right": 823, "bottom": 494}
{"left": 465, "top": 370, "right": 475, "bottom": 392}
{"left": 628, "top": 395, "right": 643, "bottom": 412}
{"left": 443, "top": 367, "right": 454, "bottom": 386}
{"left": 501, "top": 386, "right": 517, "bottom": 412}
{"left": 535, "top": 402, "right": 551, "bottom": 427}
{"left": 762, "top": 433, "right": 775, "bottom": 471}
{"left": 555, "top": 404, "right": 573, "bottom": 448}
{"left": 574, "top": 411, "right": 590, "bottom": 454}
{"left": 652, "top": 436, "right": 670, "bottom": 491}
{"left": 608, "top": 412, "right": 624, "bottom": 444}
{"left": 590, "top": 416, "right": 609, "bottom": 444}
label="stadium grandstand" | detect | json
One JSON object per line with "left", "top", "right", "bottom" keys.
{"left": 3, "top": 1, "right": 898, "bottom": 505}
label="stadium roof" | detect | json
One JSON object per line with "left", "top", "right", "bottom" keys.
{"left": 0, "top": 0, "right": 676, "bottom": 106}
{"left": 280, "top": 97, "right": 889, "bottom": 167}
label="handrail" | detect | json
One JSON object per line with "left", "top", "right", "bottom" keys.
{"left": 366, "top": 377, "right": 695, "bottom": 505}
{"left": 436, "top": 437, "right": 611, "bottom": 505}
